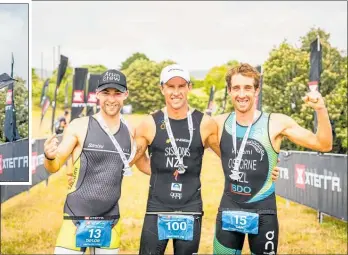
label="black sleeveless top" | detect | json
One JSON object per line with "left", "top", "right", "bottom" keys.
{"left": 219, "top": 112, "right": 278, "bottom": 213}
{"left": 64, "top": 116, "right": 131, "bottom": 218}
{"left": 146, "top": 110, "right": 205, "bottom": 212}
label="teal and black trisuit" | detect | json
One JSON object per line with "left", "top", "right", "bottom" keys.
{"left": 139, "top": 110, "right": 205, "bottom": 255}
{"left": 214, "top": 112, "right": 279, "bottom": 255}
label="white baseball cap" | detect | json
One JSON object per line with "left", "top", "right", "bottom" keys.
{"left": 160, "top": 64, "right": 190, "bottom": 85}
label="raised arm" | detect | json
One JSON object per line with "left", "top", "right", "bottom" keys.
{"left": 43, "top": 120, "right": 79, "bottom": 173}
{"left": 275, "top": 91, "right": 332, "bottom": 152}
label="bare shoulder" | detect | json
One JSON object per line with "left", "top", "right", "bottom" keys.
{"left": 269, "top": 113, "right": 294, "bottom": 128}
{"left": 140, "top": 114, "right": 156, "bottom": 128}
{"left": 212, "top": 113, "right": 230, "bottom": 128}
{"left": 135, "top": 114, "right": 156, "bottom": 136}
{"left": 66, "top": 116, "right": 89, "bottom": 134}
{"left": 127, "top": 122, "right": 136, "bottom": 138}
{"left": 201, "top": 114, "right": 216, "bottom": 128}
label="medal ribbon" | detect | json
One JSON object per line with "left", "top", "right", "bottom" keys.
{"left": 163, "top": 107, "right": 193, "bottom": 174}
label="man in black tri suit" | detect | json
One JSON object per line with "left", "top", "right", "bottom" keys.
{"left": 131, "top": 64, "right": 281, "bottom": 254}
{"left": 212, "top": 63, "right": 332, "bottom": 254}
{"left": 44, "top": 69, "right": 150, "bottom": 255}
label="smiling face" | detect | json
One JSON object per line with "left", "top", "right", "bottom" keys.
{"left": 229, "top": 73, "right": 260, "bottom": 113}
{"left": 160, "top": 76, "right": 192, "bottom": 110}
{"left": 96, "top": 88, "right": 128, "bottom": 116}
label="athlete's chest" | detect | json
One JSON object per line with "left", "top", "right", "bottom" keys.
{"left": 83, "top": 127, "right": 131, "bottom": 155}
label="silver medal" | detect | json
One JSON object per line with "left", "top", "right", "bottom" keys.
{"left": 177, "top": 164, "right": 186, "bottom": 174}
{"left": 229, "top": 112, "right": 258, "bottom": 181}
{"left": 229, "top": 170, "right": 243, "bottom": 181}
{"left": 96, "top": 113, "right": 134, "bottom": 178}
{"left": 163, "top": 107, "right": 193, "bottom": 176}
{"left": 123, "top": 166, "right": 133, "bottom": 176}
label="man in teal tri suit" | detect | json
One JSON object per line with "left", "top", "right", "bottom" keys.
{"left": 212, "top": 63, "right": 332, "bottom": 254}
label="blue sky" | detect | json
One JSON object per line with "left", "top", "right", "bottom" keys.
{"left": 32, "top": 1, "right": 347, "bottom": 75}
{"left": 0, "top": 3, "right": 28, "bottom": 84}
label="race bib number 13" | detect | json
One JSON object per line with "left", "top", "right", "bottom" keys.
{"left": 76, "top": 220, "right": 112, "bottom": 248}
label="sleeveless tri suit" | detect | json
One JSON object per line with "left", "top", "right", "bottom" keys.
{"left": 214, "top": 112, "right": 279, "bottom": 255}
{"left": 55, "top": 116, "right": 131, "bottom": 253}
{"left": 139, "top": 109, "right": 205, "bottom": 254}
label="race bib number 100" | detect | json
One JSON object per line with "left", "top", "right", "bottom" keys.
{"left": 157, "top": 215, "right": 194, "bottom": 241}
{"left": 76, "top": 220, "right": 112, "bottom": 248}
{"left": 222, "top": 211, "right": 259, "bottom": 234}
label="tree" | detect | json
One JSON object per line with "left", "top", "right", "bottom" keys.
{"left": 120, "top": 52, "right": 149, "bottom": 71}
{"left": 262, "top": 29, "right": 347, "bottom": 153}
{"left": 203, "top": 65, "right": 228, "bottom": 95}
{"left": 81, "top": 64, "right": 108, "bottom": 74}
{"left": 0, "top": 77, "right": 28, "bottom": 142}
{"left": 206, "top": 60, "right": 239, "bottom": 114}
{"left": 123, "top": 59, "right": 176, "bottom": 113}
{"left": 191, "top": 77, "right": 205, "bottom": 89}
{"left": 188, "top": 88, "right": 209, "bottom": 112}
{"left": 32, "top": 66, "right": 74, "bottom": 109}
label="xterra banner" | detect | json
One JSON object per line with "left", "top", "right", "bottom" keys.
{"left": 0, "top": 136, "right": 62, "bottom": 203}
{"left": 0, "top": 139, "right": 29, "bottom": 182}
{"left": 70, "top": 68, "right": 88, "bottom": 121}
{"left": 276, "top": 151, "right": 347, "bottom": 221}
{"left": 86, "top": 74, "right": 99, "bottom": 116}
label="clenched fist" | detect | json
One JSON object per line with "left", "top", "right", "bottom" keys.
{"left": 271, "top": 158, "right": 280, "bottom": 182}
{"left": 44, "top": 134, "right": 59, "bottom": 160}
{"left": 302, "top": 90, "right": 326, "bottom": 111}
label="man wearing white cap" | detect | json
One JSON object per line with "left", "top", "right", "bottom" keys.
{"left": 130, "top": 64, "right": 280, "bottom": 254}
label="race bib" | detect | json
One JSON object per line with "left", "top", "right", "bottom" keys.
{"left": 157, "top": 215, "right": 194, "bottom": 241}
{"left": 76, "top": 220, "right": 112, "bottom": 248}
{"left": 222, "top": 211, "right": 259, "bottom": 234}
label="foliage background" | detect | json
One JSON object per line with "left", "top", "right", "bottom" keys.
{"left": 30, "top": 28, "right": 347, "bottom": 153}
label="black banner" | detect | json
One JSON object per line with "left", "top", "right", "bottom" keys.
{"left": 70, "top": 68, "right": 88, "bottom": 121}
{"left": 40, "top": 79, "right": 50, "bottom": 126}
{"left": 64, "top": 82, "right": 70, "bottom": 109}
{"left": 4, "top": 80, "right": 20, "bottom": 142}
{"left": 31, "top": 137, "right": 52, "bottom": 186}
{"left": 40, "top": 79, "right": 50, "bottom": 105}
{"left": 308, "top": 38, "right": 322, "bottom": 132}
{"left": 222, "top": 84, "right": 228, "bottom": 114}
{"left": 51, "top": 55, "right": 69, "bottom": 133}
{"left": 276, "top": 151, "right": 347, "bottom": 221}
{"left": 0, "top": 73, "right": 14, "bottom": 90}
{"left": 206, "top": 85, "right": 215, "bottom": 116}
{"left": 1, "top": 136, "right": 64, "bottom": 203}
{"left": 86, "top": 74, "right": 99, "bottom": 116}
{"left": 96, "top": 98, "right": 101, "bottom": 113}
{"left": 0, "top": 139, "right": 29, "bottom": 182}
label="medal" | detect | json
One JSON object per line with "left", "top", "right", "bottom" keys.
{"left": 229, "top": 170, "right": 243, "bottom": 181}
{"left": 163, "top": 107, "right": 194, "bottom": 176}
{"left": 96, "top": 113, "right": 134, "bottom": 177}
{"left": 230, "top": 112, "right": 258, "bottom": 181}
{"left": 123, "top": 166, "right": 133, "bottom": 176}
{"left": 177, "top": 164, "right": 186, "bottom": 174}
